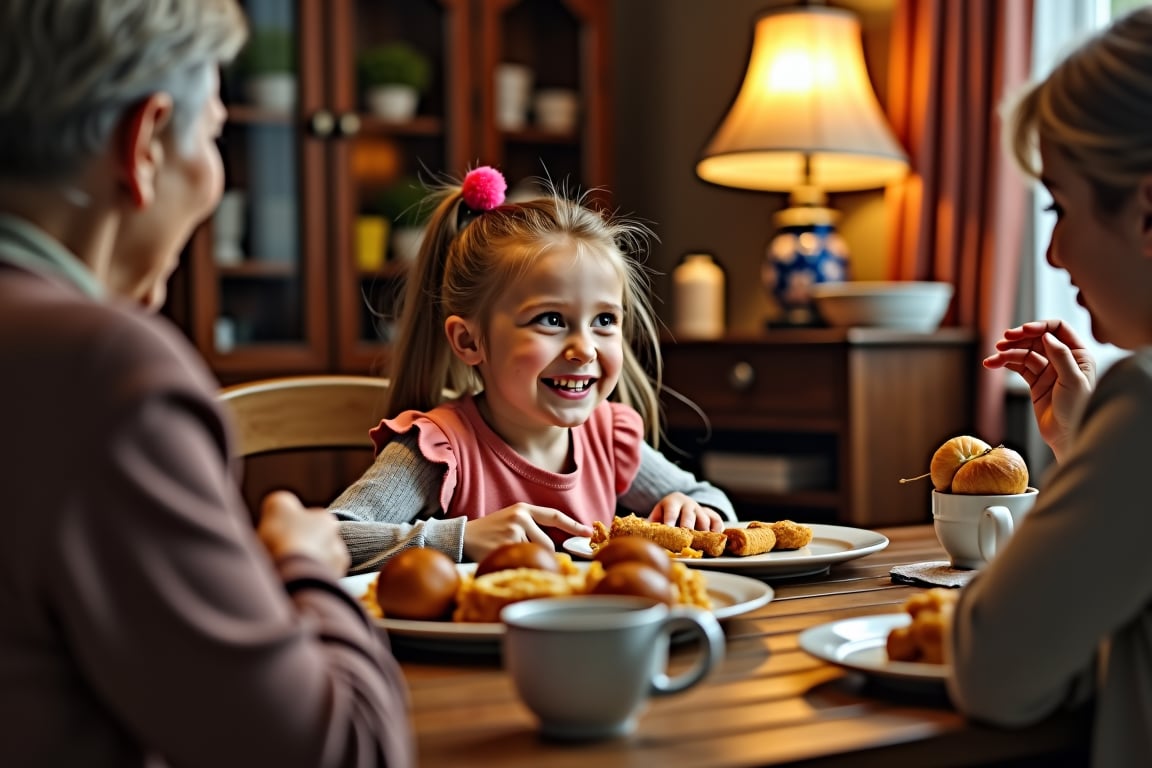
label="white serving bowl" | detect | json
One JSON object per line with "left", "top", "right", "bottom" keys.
{"left": 809, "top": 281, "right": 953, "bottom": 331}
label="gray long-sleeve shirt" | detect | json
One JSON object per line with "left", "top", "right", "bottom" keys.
{"left": 331, "top": 429, "right": 735, "bottom": 574}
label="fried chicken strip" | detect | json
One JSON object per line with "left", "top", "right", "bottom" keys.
{"left": 610, "top": 514, "right": 694, "bottom": 552}
{"left": 724, "top": 522, "right": 777, "bottom": 556}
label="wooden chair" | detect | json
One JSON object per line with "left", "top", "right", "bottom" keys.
{"left": 218, "top": 374, "right": 392, "bottom": 458}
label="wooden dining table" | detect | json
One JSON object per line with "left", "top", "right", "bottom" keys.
{"left": 392, "top": 524, "right": 1091, "bottom": 767}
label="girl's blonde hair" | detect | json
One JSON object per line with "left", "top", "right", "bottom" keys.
{"left": 384, "top": 179, "right": 665, "bottom": 445}
{"left": 1006, "top": 5, "right": 1152, "bottom": 213}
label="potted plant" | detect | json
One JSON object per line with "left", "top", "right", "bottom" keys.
{"left": 237, "top": 27, "right": 296, "bottom": 112}
{"left": 375, "top": 177, "right": 432, "bottom": 262}
{"left": 357, "top": 42, "right": 432, "bottom": 121}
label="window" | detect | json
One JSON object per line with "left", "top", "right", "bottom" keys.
{"left": 1010, "top": 0, "right": 1144, "bottom": 481}
{"left": 1024, "top": 0, "right": 1147, "bottom": 379}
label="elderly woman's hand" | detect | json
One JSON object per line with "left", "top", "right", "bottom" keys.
{"left": 257, "top": 491, "right": 350, "bottom": 575}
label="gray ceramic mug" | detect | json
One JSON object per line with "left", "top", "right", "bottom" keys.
{"left": 501, "top": 595, "right": 725, "bottom": 741}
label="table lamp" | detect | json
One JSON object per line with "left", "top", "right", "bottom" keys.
{"left": 696, "top": 4, "right": 909, "bottom": 325}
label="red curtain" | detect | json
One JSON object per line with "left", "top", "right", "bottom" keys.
{"left": 884, "top": 0, "right": 1033, "bottom": 442}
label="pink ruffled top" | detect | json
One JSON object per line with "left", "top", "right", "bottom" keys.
{"left": 369, "top": 394, "right": 644, "bottom": 543}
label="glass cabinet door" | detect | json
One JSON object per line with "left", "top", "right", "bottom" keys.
{"left": 477, "top": 0, "right": 613, "bottom": 203}
{"left": 330, "top": 0, "right": 471, "bottom": 374}
{"left": 188, "top": 0, "right": 329, "bottom": 379}
{"left": 164, "top": 0, "right": 613, "bottom": 381}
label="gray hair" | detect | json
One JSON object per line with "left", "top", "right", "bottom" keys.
{"left": 1007, "top": 6, "right": 1152, "bottom": 212}
{"left": 0, "top": 0, "right": 247, "bottom": 181}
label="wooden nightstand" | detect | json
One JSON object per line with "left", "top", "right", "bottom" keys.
{"left": 658, "top": 328, "right": 977, "bottom": 526}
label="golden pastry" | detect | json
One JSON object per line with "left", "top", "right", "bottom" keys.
{"left": 723, "top": 523, "right": 777, "bottom": 556}
{"left": 691, "top": 529, "right": 728, "bottom": 557}
{"left": 769, "top": 520, "right": 814, "bottom": 550}
{"left": 610, "top": 514, "right": 695, "bottom": 553}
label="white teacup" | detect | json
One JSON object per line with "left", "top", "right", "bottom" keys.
{"left": 932, "top": 487, "right": 1039, "bottom": 569}
{"left": 501, "top": 595, "right": 724, "bottom": 741}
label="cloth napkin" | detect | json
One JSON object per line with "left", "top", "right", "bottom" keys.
{"left": 890, "top": 560, "right": 977, "bottom": 588}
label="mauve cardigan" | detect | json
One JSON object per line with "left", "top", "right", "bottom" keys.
{"left": 0, "top": 216, "right": 415, "bottom": 768}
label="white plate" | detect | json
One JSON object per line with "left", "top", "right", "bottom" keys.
{"left": 562, "top": 523, "right": 889, "bottom": 578}
{"left": 340, "top": 565, "right": 773, "bottom": 645}
{"left": 797, "top": 614, "right": 948, "bottom": 682}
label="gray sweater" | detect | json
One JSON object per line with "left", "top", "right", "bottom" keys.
{"left": 331, "top": 430, "right": 735, "bottom": 574}
{"left": 948, "top": 348, "right": 1152, "bottom": 767}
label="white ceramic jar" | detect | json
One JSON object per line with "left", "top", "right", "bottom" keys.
{"left": 672, "top": 253, "right": 725, "bottom": 340}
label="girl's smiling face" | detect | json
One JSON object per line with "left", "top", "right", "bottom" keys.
{"left": 452, "top": 241, "right": 626, "bottom": 446}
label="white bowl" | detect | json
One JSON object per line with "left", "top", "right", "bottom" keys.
{"left": 809, "top": 281, "right": 953, "bottom": 331}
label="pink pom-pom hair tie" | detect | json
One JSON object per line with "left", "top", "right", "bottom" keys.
{"left": 457, "top": 165, "right": 507, "bottom": 229}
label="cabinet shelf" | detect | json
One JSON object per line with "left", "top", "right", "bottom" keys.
{"left": 358, "top": 114, "right": 444, "bottom": 137}
{"left": 218, "top": 262, "right": 297, "bottom": 278}
{"left": 502, "top": 128, "right": 580, "bottom": 145}
{"left": 225, "top": 104, "right": 297, "bottom": 126}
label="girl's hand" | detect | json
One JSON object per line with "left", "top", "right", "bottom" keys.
{"left": 982, "top": 319, "right": 1096, "bottom": 463}
{"left": 647, "top": 493, "right": 726, "bottom": 532}
{"left": 257, "top": 491, "right": 350, "bottom": 575}
{"left": 463, "top": 503, "right": 592, "bottom": 563}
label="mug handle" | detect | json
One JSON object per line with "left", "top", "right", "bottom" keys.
{"left": 978, "top": 506, "right": 1014, "bottom": 562}
{"left": 650, "top": 606, "right": 725, "bottom": 696}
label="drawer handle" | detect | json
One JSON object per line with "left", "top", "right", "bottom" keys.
{"left": 728, "top": 361, "right": 755, "bottom": 391}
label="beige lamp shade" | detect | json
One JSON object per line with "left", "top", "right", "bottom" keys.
{"left": 696, "top": 7, "right": 909, "bottom": 192}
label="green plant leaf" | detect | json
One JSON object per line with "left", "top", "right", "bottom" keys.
{"left": 357, "top": 42, "right": 432, "bottom": 92}
{"left": 237, "top": 27, "right": 295, "bottom": 76}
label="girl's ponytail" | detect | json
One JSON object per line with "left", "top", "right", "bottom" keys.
{"left": 383, "top": 187, "right": 464, "bottom": 416}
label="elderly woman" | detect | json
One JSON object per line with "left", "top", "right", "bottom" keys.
{"left": 0, "top": 2, "right": 413, "bottom": 766}
{"left": 950, "top": 6, "right": 1152, "bottom": 766}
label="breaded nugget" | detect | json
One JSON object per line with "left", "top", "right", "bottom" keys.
{"left": 724, "top": 524, "right": 776, "bottom": 556}
{"left": 885, "top": 588, "right": 959, "bottom": 663}
{"left": 910, "top": 610, "right": 948, "bottom": 664}
{"left": 885, "top": 624, "right": 919, "bottom": 662}
{"left": 453, "top": 568, "right": 578, "bottom": 623}
{"left": 770, "top": 520, "right": 813, "bottom": 550}
{"left": 691, "top": 529, "right": 728, "bottom": 558}
{"left": 589, "top": 520, "right": 611, "bottom": 551}
{"left": 610, "top": 514, "right": 694, "bottom": 552}
{"left": 905, "top": 587, "right": 957, "bottom": 617}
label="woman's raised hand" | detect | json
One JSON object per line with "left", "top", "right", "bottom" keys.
{"left": 982, "top": 319, "right": 1096, "bottom": 463}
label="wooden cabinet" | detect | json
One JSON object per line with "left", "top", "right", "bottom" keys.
{"left": 659, "top": 329, "right": 977, "bottom": 527}
{"left": 162, "top": 0, "right": 613, "bottom": 507}
{"left": 166, "top": 0, "right": 613, "bottom": 384}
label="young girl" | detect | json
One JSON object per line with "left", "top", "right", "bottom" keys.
{"left": 331, "top": 167, "right": 734, "bottom": 573}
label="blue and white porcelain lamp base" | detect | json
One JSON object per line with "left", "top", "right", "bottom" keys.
{"left": 762, "top": 187, "right": 849, "bottom": 326}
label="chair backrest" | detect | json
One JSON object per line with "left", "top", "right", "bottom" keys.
{"left": 218, "top": 374, "right": 392, "bottom": 457}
